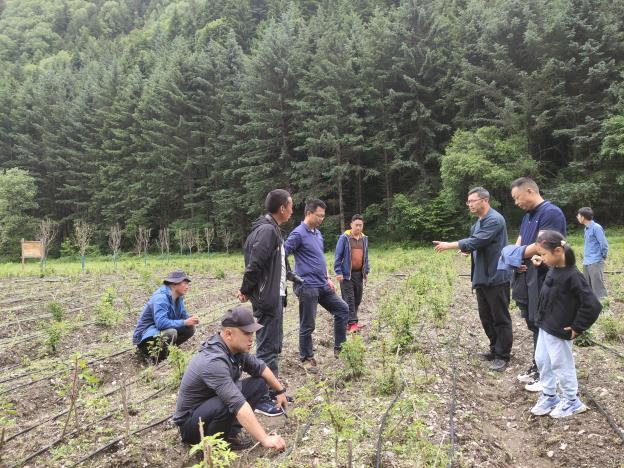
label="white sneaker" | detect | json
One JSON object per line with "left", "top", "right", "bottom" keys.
{"left": 550, "top": 398, "right": 588, "bottom": 418}
{"left": 517, "top": 365, "right": 537, "bottom": 384}
{"left": 525, "top": 378, "right": 543, "bottom": 392}
{"left": 531, "top": 393, "right": 561, "bottom": 416}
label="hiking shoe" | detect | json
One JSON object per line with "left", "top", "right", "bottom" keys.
{"left": 550, "top": 398, "right": 587, "bottom": 419}
{"left": 254, "top": 400, "right": 284, "bottom": 417}
{"left": 531, "top": 393, "right": 561, "bottom": 416}
{"left": 479, "top": 351, "right": 495, "bottom": 361}
{"left": 517, "top": 364, "right": 537, "bottom": 383}
{"left": 347, "top": 323, "right": 359, "bottom": 333}
{"left": 524, "top": 376, "right": 543, "bottom": 392}
{"left": 489, "top": 358, "right": 508, "bottom": 372}
{"left": 226, "top": 431, "right": 254, "bottom": 450}
{"left": 302, "top": 358, "right": 318, "bottom": 373}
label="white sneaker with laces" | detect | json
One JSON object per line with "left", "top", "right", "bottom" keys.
{"left": 517, "top": 365, "right": 537, "bottom": 384}
{"left": 531, "top": 393, "right": 560, "bottom": 416}
{"left": 550, "top": 398, "right": 587, "bottom": 418}
{"left": 525, "top": 378, "right": 543, "bottom": 392}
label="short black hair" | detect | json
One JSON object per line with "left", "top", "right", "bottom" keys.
{"left": 351, "top": 214, "right": 363, "bottom": 222}
{"left": 305, "top": 199, "right": 326, "bottom": 215}
{"left": 467, "top": 187, "right": 490, "bottom": 200}
{"left": 577, "top": 207, "right": 594, "bottom": 220}
{"left": 510, "top": 177, "right": 539, "bottom": 193}
{"left": 265, "top": 189, "right": 291, "bottom": 214}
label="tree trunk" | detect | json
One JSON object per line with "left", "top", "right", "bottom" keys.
{"left": 335, "top": 142, "right": 345, "bottom": 233}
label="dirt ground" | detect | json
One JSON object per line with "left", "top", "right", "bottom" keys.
{"left": 2, "top": 258, "right": 623, "bottom": 467}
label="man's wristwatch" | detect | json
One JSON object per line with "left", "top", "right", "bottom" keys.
{"left": 274, "top": 387, "right": 286, "bottom": 395}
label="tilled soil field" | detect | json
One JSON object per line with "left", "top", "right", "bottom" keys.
{"left": 1, "top": 251, "right": 623, "bottom": 467}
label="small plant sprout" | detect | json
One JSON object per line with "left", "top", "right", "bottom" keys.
{"left": 95, "top": 288, "right": 122, "bottom": 327}
{"left": 339, "top": 335, "right": 366, "bottom": 380}
{"left": 167, "top": 344, "right": 191, "bottom": 389}
{"left": 47, "top": 301, "right": 65, "bottom": 322}
{"left": 189, "top": 425, "right": 237, "bottom": 468}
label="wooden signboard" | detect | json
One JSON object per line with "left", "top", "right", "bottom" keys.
{"left": 21, "top": 239, "right": 43, "bottom": 264}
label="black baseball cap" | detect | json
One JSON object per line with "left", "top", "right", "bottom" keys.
{"left": 221, "top": 306, "right": 263, "bottom": 332}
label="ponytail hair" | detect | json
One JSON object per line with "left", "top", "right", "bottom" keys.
{"left": 536, "top": 230, "right": 576, "bottom": 267}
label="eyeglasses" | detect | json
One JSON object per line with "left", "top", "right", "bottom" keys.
{"left": 465, "top": 198, "right": 486, "bottom": 206}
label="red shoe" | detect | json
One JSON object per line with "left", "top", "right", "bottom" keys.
{"left": 347, "top": 323, "right": 359, "bottom": 333}
{"left": 354, "top": 323, "right": 365, "bottom": 331}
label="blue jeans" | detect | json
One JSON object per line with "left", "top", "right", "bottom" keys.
{"left": 295, "top": 283, "right": 348, "bottom": 360}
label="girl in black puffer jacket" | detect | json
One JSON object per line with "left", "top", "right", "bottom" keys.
{"left": 529, "top": 230, "right": 602, "bottom": 419}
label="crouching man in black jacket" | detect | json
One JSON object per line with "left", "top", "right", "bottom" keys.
{"left": 237, "top": 189, "right": 293, "bottom": 417}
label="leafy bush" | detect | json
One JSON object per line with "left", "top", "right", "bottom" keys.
{"left": 47, "top": 301, "right": 65, "bottom": 322}
{"left": 339, "top": 335, "right": 366, "bottom": 380}
{"left": 42, "top": 320, "right": 68, "bottom": 354}
{"left": 95, "top": 288, "right": 122, "bottom": 326}
{"left": 189, "top": 432, "right": 237, "bottom": 468}
{"left": 598, "top": 314, "right": 624, "bottom": 343}
{"left": 167, "top": 344, "right": 192, "bottom": 388}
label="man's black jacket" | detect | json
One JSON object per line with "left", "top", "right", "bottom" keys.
{"left": 536, "top": 266, "right": 602, "bottom": 340}
{"left": 240, "top": 214, "right": 285, "bottom": 313}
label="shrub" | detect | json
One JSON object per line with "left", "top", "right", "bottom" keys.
{"left": 167, "top": 344, "right": 192, "bottom": 388}
{"left": 189, "top": 432, "right": 237, "bottom": 468}
{"left": 598, "top": 314, "right": 624, "bottom": 343}
{"left": 339, "top": 335, "right": 366, "bottom": 380}
{"left": 47, "top": 301, "right": 65, "bottom": 322}
{"left": 42, "top": 320, "right": 68, "bottom": 354}
{"left": 95, "top": 288, "right": 122, "bottom": 326}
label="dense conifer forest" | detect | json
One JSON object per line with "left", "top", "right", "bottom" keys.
{"left": 1, "top": 0, "right": 623, "bottom": 257}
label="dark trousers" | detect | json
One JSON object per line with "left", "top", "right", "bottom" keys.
{"left": 518, "top": 303, "right": 539, "bottom": 366}
{"left": 475, "top": 283, "right": 513, "bottom": 360}
{"left": 295, "top": 283, "right": 348, "bottom": 360}
{"left": 340, "top": 271, "right": 364, "bottom": 324}
{"left": 178, "top": 376, "right": 267, "bottom": 445}
{"left": 137, "top": 326, "right": 195, "bottom": 361}
{"left": 254, "top": 299, "right": 284, "bottom": 377}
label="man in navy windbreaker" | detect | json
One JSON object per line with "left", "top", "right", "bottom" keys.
{"left": 132, "top": 270, "right": 199, "bottom": 362}
{"left": 334, "top": 214, "right": 370, "bottom": 333}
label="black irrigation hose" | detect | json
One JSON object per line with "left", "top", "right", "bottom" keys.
{"left": 13, "top": 387, "right": 168, "bottom": 467}
{"left": 375, "top": 383, "right": 406, "bottom": 468}
{"left": 69, "top": 415, "right": 172, "bottom": 467}
{"left": 588, "top": 339, "right": 624, "bottom": 359}
{"left": 0, "top": 347, "right": 134, "bottom": 397}
{"left": 580, "top": 385, "right": 624, "bottom": 443}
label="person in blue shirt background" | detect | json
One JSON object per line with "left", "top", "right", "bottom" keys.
{"left": 285, "top": 199, "right": 349, "bottom": 374}
{"left": 576, "top": 207, "right": 609, "bottom": 299}
{"left": 132, "top": 269, "right": 199, "bottom": 362}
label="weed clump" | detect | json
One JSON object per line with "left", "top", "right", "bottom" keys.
{"left": 95, "top": 288, "right": 122, "bottom": 327}
{"left": 47, "top": 301, "right": 65, "bottom": 321}
{"left": 339, "top": 335, "right": 366, "bottom": 380}
{"left": 598, "top": 313, "right": 624, "bottom": 343}
{"left": 167, "top": 344, "right": 192, "bottom": 388}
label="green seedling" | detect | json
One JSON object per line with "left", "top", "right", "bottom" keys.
{"left": 167, "top": 344, "right": 192, "bottom": 389}
{"left": 339, "top": 335, "right": 366, "bottom": 380}
{"left": 47, "top": 301, "right": 65, "bottom": 322}
{"left": 95, "top": 288, "right": 122, "bottom": 326}
{"left": 189, "top": 431, "right": 237, "bottom": 468}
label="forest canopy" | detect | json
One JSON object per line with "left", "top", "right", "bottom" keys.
{"left": 0, "top": 0, "right": 623, "bottom": 257}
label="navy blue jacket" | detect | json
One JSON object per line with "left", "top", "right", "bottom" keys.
{"left": 458, "top": 208, "right": 511, "bottom": 288}
{"left": 333, "top": 230, "right": 370, "bottom": 280}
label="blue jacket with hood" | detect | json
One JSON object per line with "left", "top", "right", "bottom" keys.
{"left": 334, "top": 230, "right": 370, "bottom": 280}
{"left": 132, "top": 285, "right": 190, "bottom": 345}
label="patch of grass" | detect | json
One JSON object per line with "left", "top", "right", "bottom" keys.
{"left": 597, "top": 313, "right": 624, "bottom": 343}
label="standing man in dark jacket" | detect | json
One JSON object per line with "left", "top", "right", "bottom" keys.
{"left": 237, "top": 189, "right": 293, "bottom": 416}
{"left": 334, "top": 214, "right": 370, "bottom": 333}
{"left": 434, "top": 187, "right": 512, "bottom": 371}
{"left": 510, "top": 177, "right": 566, "bottom": 391}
